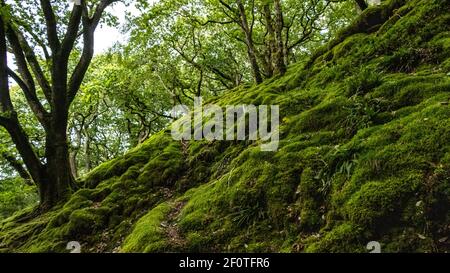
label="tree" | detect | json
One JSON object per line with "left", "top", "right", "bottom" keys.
{"left": 131, "top": 0, "right": 353, "bottom": 86}
{"left": 67, "top": 53, "right": 176, "bottom": 177}
{"left": 0, "top": 0, "right": 122, "bottom": 210}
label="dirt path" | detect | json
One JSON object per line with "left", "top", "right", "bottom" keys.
{"left": 161, "top": 200, "right": 187, "bottom": 250}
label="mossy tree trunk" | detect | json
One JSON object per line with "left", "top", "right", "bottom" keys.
{"left": 236, "top": 0, "right": 263, "bottom": 84}
{"left": 41, "top": 114, "right": 74, "bottom": 209}
{"left": 261, "top": 1, "right": 286, "bottom": 77}
{"left": 273, "top": 0, "right": 287, "bottom": 75}
{"left": 262, "top": 4, "right": 275, "bottom": 78}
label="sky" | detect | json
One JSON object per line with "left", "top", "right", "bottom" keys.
{"left": 94, "top": 2, "right": 140, "bottom": 54}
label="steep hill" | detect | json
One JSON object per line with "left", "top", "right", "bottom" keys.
{"left": 1, "top": 0, "right": 449, "bottom": 253}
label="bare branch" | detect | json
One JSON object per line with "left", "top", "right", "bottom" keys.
{"left": 6, "top": 28, "right": 50, "bottom": 127}
{"left": 68, "top": 0, "right": 120, "bottom": 103}
{"left": 15, "top": 19, "right": 51, "bottom": 61}
{"left": 39, "top": 0, "right": 60, "bottom": 52}
{"left": 60, "top": 3, "right": 84, "bottom": 61}
{"left": 13, "top": 28, "right": 52, "bottom": 100}
{"left": 7, "top": 68, "right": 49, "bottom": 128}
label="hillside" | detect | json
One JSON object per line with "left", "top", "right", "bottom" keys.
{"left": 0, "top": 0, "right": 449, "bottom": 253}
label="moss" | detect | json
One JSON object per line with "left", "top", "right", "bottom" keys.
{"left": 345, "top": 67, "right": 382, "bottom": 96}
{"left": 185, "top": 232, "right": 210, "bottom": 252}
{"left": 64, "top": 207, "right": 110, "bottom": 237}
{"left": 343, "top": 175, "right": 421, "bottom": 228}
{"left": 82, "top": 132, "right": 175, "bottom": 188}
{"left": 296, "top": 168, "right": 324, "bottom": 230}
{"left": 305, "top": 223, "right": 366, "bottom": 253}
{"left": 121, "top": 202, "right": 171, "bottom": 253}
{"left": 290, "top": 96, "right": 351, "bottom": 133}
{"left": 137, "top": 141, "right": 185, "bottom": 188}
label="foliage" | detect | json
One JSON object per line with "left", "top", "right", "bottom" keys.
{"left": 0, "top": 177, "right": 38, "bottom": 220}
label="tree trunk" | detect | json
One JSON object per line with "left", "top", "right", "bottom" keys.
{"left": 83, "top": 132, "right": 92, "bottom": 171}
{"left": 237, "top": 0, "right": 263, "bottom": 84}
{"left": 0, "top": 15, "right": 46, "bottom": 195}
{"left": 262, "top": 4, "right": 275, "bottom": 78}
{"left": 273, "top": 0, "right": 286, "bottom": 75}
{"left": 41, "top": 119, "right": 73, "bottom": 209}
{"left": 4, "top": 117, "right": 45, "bottom": 188}
{"left": 69, "top": 151, "right": 78, "bottom": 179}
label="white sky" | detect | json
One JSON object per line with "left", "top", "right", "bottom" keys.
{"left": 94, "top": 2, "right": 140, "bottom": 54}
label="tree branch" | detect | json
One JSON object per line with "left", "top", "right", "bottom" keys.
{"left": 60, "top": 2, "right": 84, "bottom": 61}
{"left": 68, "top": 0, "right": 120, "bottom": 103}
{"left": 1, "top": 151, "right": 32, "bottom": 182}
{"left": 0, "top": 12, "right": 13, "bottom": 113}
{"left": 6, "top": 27, "right": 49, "bottom": 128}
{"left": 14, "top": 19, "right": 51, "bottom": 61}
{"left": 91, "top": 0, "right": 120, "bottom": 29}
{"left": 7, "top": 68, "right": 49, "bottom": 128}
{"left": 39, "top": 0, "right": 60, "bottom": 52}
{"left": 198, "top": 19, "right": 235, "bottom": 26}
{"left": 13, "top": 28, "right": 52, "bottom": 101}
{"left": 0, "top": 116, "right": 8, "bottom": 127}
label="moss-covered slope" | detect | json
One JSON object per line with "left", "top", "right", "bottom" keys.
{"left": 1, "top": 0, "right": 449, "bottom": 253}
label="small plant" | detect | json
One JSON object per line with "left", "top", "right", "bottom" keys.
{"left": 345, "top": 67, "right": 382, "bottom": 96}
{"left": 338, "top": 154, "right": 360, "bottom": 179}
{"left": 383, "top": 47, "right": 441, "bottom": 73}
{"left": 230, "top": 203, "right": 267, "bottom": 227}
{"left": 340, "top": 95, "right": 383, "bottom": 136}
